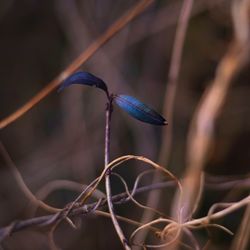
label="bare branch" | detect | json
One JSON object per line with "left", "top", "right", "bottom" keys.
{"left": 0, "top": 181, "right": 173, "bottom": 242}
{"left": 139, "top": 0, "right": 194, "bottom": 243}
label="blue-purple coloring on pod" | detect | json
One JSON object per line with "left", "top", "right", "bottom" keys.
{"left": 58, "top": 71, "right": 108, "bottom": 93}
{"left": 114, "top": 95, "right": 167, "bottom": 126}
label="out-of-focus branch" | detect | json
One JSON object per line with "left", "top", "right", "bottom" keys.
{"left": 128, "top": 0, "right": 227, "bottom": 46}
{"left": 204, "top": 174, "right": 250, "bottom": 190}
{"left": 137, "top": 0, "right": 194, "bottom": 245}
{"left": 172, "top": 0, "right": 250, "bottom": 226}
{"left": 0, "top": 0, "right": 154, "bottom": 130}
{"left": 161, "top": 0, "right": 194, "bottom": 164}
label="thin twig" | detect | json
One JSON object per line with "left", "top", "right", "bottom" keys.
{"left": 182, "top": 227, "right": 200, "bottom": 250}
{"left": 95, "top": 210, "right": 158, "bottom": 232}
{"left": 47, "top": 177, "right": 101, "bottom": 229}
{"left": 130, "top": 195, "right": 250, "bottom": 248}
{"left": 0, "top": 186, "right": 248, "bottom": 246}
{"left": 112, "top": 172, "right": 167, "bottom": 217}
{"left": 104, "top": 99, "right": 131, "bottom": 250}
{"left": 48, "top": 220, "right": 61, "bottom": 250}
{"left": 207, "top": 202, "right": 234, "bottom": 218}
{"left": 27, "top": 179, "right": 105, "bottom": 216}
{"left": 204, "top": 174, "right": 250, "bottom": 190}
{"left": 0, "top": 180, "right": 172, "bottom": 242}
{"left": 184, "top": 195, "right": 250, "bottom": 227}
{"left": 188, "top": 223, "right": 233, "bottom": 236}
{"left": 160, "top": 0, "right": 194, "bottom": 165}
{"left": 0, "top": 144, "right": 180, "bottom": 246}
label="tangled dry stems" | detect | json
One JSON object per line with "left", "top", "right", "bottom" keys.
{"left": 0, "top": 144, "right": 249, "bottom": 249}
{"left": 1, "top": 0, "right": 250, "bottom": 249}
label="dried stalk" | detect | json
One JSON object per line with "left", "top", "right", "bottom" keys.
{"left": 130, "top": 195, "right": 250, "bottom": 248}
{"left": 0, "top": 180, "right": 172, "bottom": 242}
{"left": 104, "top": 99, "right": 131, "bottom": 249}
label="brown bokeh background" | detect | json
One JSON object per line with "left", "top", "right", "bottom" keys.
{"left": 0, "top": 0, "right": 249, "bottom": 249}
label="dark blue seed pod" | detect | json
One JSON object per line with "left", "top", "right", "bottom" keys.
{"left": 114, "top": 95, "right": 167, "bottom": 126}
{"left": 58, "top": 71, "right": 108, "bottom": 93}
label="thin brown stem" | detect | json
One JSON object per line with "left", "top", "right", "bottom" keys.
{"left": 104, "top": 99, "right": 131, "bottom": 250}
{"left": 0, "top": 180, "right": 174, "bottom": 242}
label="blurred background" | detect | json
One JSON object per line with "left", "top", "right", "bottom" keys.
{"left": 0, "top": 0, "right": 249, "bottom": 249}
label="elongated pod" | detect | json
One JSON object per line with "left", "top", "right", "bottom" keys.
{"left": 114, "top": 95, "right": 167, "bottom": 126}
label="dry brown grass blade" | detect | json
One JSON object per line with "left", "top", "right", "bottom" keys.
{"left": 129, "top": 195, "right": 250, "bottom": 248}
{"left": 160, "top": 0, "right": 194, "bottom": 166}
{"left": 0, "top": 180, "right": 172, "bottom": 242}
{"left": 171, "top": 0, "right": 250, "bottom": 224}
{"left": 0, "top": 0, "right": 154, "bottom": 130}
{"left": 129, "top": 218, "right": 174, "bottom": 245}
{"left": 112, "top": 172, "right": 167, "bottom": 218}
{"left": 48, "top": 221, "right": 61, "bottom": 250}
{"left": 184, "top": 195, "right": 250, "bottom": 226}
{"left": 80, "top": 154, "right": 181, "bottom": 207}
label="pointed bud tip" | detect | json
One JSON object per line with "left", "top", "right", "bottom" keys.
{"left": 57, "top": 71, "right": 108, "bottom": 93}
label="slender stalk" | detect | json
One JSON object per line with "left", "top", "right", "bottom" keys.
{"left": 104, "top": 98, "right": 131, "bottom": 250}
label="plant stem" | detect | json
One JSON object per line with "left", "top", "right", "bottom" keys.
{"left": 104, "top": 98, "right": 131, "bottom": 250}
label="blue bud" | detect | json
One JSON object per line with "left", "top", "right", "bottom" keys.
{"left": 58, "top": 71, "right": 108, "bottom": 93}
{"left": 114, "top": 95, "right": 167, "bottom": 126}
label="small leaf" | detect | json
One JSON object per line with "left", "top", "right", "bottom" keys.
{"left": 114, "top": 95, "right": 167, "bottom": 126}
{"left": 58, "top": 71, "right": 108, "bottom": 93}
